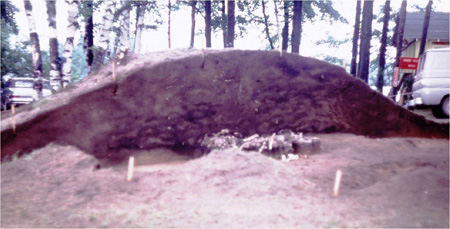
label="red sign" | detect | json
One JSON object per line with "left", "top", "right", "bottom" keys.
{"left": 393, "top": 67, "right": 399, "bottom": 87}
{"left": 399, "top": 57, "right": 419, "bottom": 70}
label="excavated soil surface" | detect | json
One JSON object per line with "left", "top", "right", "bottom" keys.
{"left": 1, "top": 49, "right": 449, "bottom": 227}
{"left": 1, "top": 134, "right": 448, "bottom": 227}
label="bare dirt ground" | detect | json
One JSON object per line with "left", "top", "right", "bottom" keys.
{"left": 413, "top": 108, "right": 450, "bottom": 124}
{"left": 2, "top": 133, "right": 448, "bottom": 228}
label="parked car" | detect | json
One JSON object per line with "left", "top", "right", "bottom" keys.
{"left": 1, "top": 78, "right": 52, "bottom": 110}
{"left": 408, "top": 47, "right": 450, "bottom": 118}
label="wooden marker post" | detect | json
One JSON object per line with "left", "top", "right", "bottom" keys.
{"left": 112, "top": 59, "right": 117, "bottom": 82}
{"left": 127, "top": 156, "right": 135, "bottom": 181}
{"left": 201, "top": 38, "right": 206, "bottom": 69}
{"left": 11, "top": 104, "right": 16, "bottom": 135}
{"left": 333, "top": 169, "right": 343, "bottom": 197}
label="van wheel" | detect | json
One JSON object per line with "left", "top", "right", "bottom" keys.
{"left": 441, "top": 96, "right": 449, "bottom": 118}
{"left": 432, "top": 97, "right": 449, "bottom": 119}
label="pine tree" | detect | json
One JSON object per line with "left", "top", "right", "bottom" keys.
{"left": 281, "top": 1, "right": 290, "bottom": 51}
{"left": 392, "top": 0, "right": 407, "bottom": 99}
{"left": 350, "top": 0, "right": 361, "bottom": 76}
{"left": 376, "top": 0, "right": 390, "bottom": 92}
{"left": 226, "top": 0, "right": 235, "bottom": 48}
{"left": 82, "top": 1, "right": 93, "bottom": 70}
{"left": 134, "top": 3, "right": 146, "bottom": 53}
{"left": 291, "top": 1, "right": 302, "bottom": 54}
{"left": 205, "top": 0, "right": 212, "bottom": 47}
{"left": 168, "top": 0, "right": 172, "bottom": 48}
{"left": 357, "top": 0, "right": 373, "bottom": 83}
{"left": 262, "top": 0, "right": 274, "bottom": 49}
{"left": 419, "top": 0, "right": 432, "bottom": 56}
{"left": 190, "top": 1, "right": 197, "bottom": 48}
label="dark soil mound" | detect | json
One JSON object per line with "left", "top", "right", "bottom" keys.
{"left": 1, "top": 49, "right": 448, "bottom": 161}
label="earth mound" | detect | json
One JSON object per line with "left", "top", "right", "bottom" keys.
{"left": 1, "top": 49, "right": 448, "bottom": 161}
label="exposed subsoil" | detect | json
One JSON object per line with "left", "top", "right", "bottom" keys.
{"left": 1, "top": 49, "right": 448, "bottom": 161}
{"left": 1, "top": 134, "right": 448, "bottom": 227}
{"left": 1, "top": 49, "right": 449, "bottom": 227}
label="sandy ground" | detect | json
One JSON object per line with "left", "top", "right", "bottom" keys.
{"left": 1, "top": 133, "right": 448, "bottom": 228}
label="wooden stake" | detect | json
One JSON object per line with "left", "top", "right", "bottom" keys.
{"left": 333, "top": 169, "right": 342, "bottom": 197}
{"left": 112, "top": 59, "right": 117, "bottom": 82}
{"left": 201, "top": 38, "right": 206, "bottom": 69}
{"left": 127, "top": 156, "right": 135, "bottom": 181}
{"left": 202, "top": 38, "right": 205, "bottom": 59}
{"left": 11, "top": 104, "right": 16, "bottom": 135}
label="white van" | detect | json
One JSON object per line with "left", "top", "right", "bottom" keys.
{"left": 409, "top": 47, "right": 450, "bottom": 118}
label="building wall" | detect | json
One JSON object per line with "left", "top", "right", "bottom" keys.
{"left": 402, "top": 39, "right": 450, "bottom": 58}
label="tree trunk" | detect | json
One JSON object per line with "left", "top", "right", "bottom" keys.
{"left": 83, "top": 1, "right": 93, "bottom": 70}
{"left": 221, "top": 1, "right": 227, "bottom": 48}
{"left": 394, "top": 1, "right": 407, "bottom": 68}
{"left": 419, "top": 0, "right": 432, "bottom": 56}
{"left": 273, "top": 0, "right": 281, "bottom": 53}
{"left": 62, "top": 0, "right": 79, "bottom": 88}
{"left": 291, "top": 1, "right": 302, "bottom": 54}
{"left": 357, "top": 0, "right": 373, "bottom": 83}
{"left": 205, "top": 0, "right": 212, "bottom": 48}
{"left": 46, "top": 0, "right": 62, "bottom": 91}
{"left": 92, "top": 1, "right": 116, "bottom": 71}
{"left": 262, "top": 0, "right": 274, "bottom": 49}
{"left": 23, "top": 0, "right": 43, "bottom": 99}
{"left": 376, "top": 0, "right": 390, "bottom": 92}
{"left": 226, "top": 0, "right": 235, "bottom": 48}
{"left": 168, "top": 0, "right": 171, "bottom": 48}
{"left": 190, "top": 1, "right": 197, "bottom": 48}
{"left": 392, "top": 0, "right": 407, "bottom": 99}
{"left": 119, "top": 1, "right": 131, "bottom": 52}
{"left": 281, "top": 1, "right": 289, "bottom": 51}
{"left": 134, "top": 4, "right": 146, "bottom": 53}
{"left": 350, "top": 0, "right": 361, "bottom": 76}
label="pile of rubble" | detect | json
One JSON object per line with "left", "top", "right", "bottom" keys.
{"left": 199, "top": 129, "right": 320, "bottom": 160}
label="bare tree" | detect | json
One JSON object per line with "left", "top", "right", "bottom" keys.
{"left": 350, "top": 0, "right": 361, "bottom": 76}
{"left": 419, "top": 0, "right": 433, "bottom": 56}
{"left": 23, "top": 0, "right": 43, "bottom": 99}
{"left": 357, "top": 0, "right": 373, "bottom": 83}
{"left": 291, "top": 1, "right": 302, "bottom": 53}
{"left": 46, "top": 0, "right": 61, "bottom": 90}
{"left": 376, "top": 0, "right": 390, "bottom": 92}
{"left": 262, "top": 0, "right": 274, "bottom": 49}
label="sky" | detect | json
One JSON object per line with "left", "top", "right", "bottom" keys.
{"left": 11, "top": 0, "right": 450, "bottom": 69}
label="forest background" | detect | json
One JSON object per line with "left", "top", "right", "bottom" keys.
{"left": 1, "top": 0, "right": 449, "bottom": 91}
